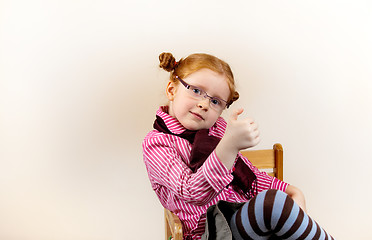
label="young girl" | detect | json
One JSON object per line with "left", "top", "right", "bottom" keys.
{"left": 143, "top": 52, "right": 333, "bottom": 240}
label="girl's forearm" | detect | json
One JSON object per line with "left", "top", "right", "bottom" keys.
{"left": 215, "top": 137, "right": 239, "bottom": 170}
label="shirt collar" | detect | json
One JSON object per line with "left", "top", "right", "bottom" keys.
{"left": 156, "top": 106, "right": 187, "bottom": 135}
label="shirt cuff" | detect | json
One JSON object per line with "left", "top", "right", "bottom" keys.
{"left": 270, "top": 177, "right": 289, "bottom": 192}
{"left": 202, "top": 151, "right": 234, "bottom": 192}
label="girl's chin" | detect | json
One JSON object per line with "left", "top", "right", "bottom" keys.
{"left": 182, "top": 121, "right": 213, "bottom": 131}
{"left": 180, "top": 122, "right": 201, "bottom": 131}
{"left": 184, "top": 126, "right": 199, "bottom": 131}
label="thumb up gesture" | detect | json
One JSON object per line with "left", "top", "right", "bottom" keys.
{"left": 224, "top": 108, "right": 260, "bottom": 151}
{"left": 215, "top": 108, "right": 260, "bottom": 169}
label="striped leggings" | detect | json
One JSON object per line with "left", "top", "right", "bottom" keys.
{"left": 230, "top": 189, "right": 334, "bottom": 239}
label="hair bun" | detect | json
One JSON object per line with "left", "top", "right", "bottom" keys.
{"left": 230, "top": 91, "right": 240, "bottom": 104}
{"left": 159, "top": 52, "right": 177, "bottom": 72}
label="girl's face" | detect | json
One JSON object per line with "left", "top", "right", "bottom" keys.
{"left": 166, "top": 68, "right": 231, "bottom": 131}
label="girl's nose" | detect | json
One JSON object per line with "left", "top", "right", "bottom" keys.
{"left": 197, "top": 98, "right": 209, "bottom": 110}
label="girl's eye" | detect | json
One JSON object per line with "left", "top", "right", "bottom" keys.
{"left": 191, "top": 87, "right": 202, "bottom": 95}
{"left": 211, "top": 98, "right": 221, "bottom": 105}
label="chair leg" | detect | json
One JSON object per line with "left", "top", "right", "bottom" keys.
{"left": 165, "top": 211, "right": 172, "bottom": 240}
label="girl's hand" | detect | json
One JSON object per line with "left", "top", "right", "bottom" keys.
{"left": 224, "top": 108, "right": 260, "bottom": 152}
{"left": 285, "top": 185, "right": 307, "bottom": 213}
{"left": 215, "top": 108, "right": 260, "bottom": 169}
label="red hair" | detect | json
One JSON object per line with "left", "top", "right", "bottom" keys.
{"left": 159, "top": 52, "right": 239, "bottom": 105}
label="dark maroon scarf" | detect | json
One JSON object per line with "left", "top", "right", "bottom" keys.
{"left": 153, "top": 115, "right": 257, "bottom": 197}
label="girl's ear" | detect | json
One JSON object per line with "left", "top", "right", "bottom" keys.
{"left": 166, "top": 81, "right": 177, "bottom": 101}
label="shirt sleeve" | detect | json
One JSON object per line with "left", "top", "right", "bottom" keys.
{"left": 142, "top": 132, "right": 234, "bottom": 206}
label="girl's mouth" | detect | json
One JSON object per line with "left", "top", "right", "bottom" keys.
{"left": 190, "top": 111, "right": 204, "bottom": 120}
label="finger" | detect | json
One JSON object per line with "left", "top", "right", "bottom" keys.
{"left": 241, "top": 118, "right": 258, "bottom": 132}
{"left": 245, "top": 126, "right": 260, "bottom": 140}
{"left": 251, "top": 129, "right": 260, "bottom": 140}
{"left": 250, "top": 121, "right": 259, "bottom": 131}
{"left": 230, "top": 108, "right": 244, "bottom": 121}
{"left": 245, "top": 117, "right": 257, "bottom": 125}
{"left": 249, "top": 132, "right": 261, "bottom": 145}
{"left": 252, "top": 136, "right": 261, "bottom": 146}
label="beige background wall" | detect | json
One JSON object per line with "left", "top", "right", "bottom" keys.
{"left": 1, "top": 0, "right": 371, "bottom": 239}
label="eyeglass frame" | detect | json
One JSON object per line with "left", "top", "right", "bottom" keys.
{"left": 175, "top": 75, "right": 231, "bottom": 110}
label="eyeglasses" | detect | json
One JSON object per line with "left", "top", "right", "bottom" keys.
{"left": 175, "top": 76, "right": 230, "bottom": 111}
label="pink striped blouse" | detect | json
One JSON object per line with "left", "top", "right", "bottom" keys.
{"left": 143, "top": 107, "right": 289, "bottom": 239}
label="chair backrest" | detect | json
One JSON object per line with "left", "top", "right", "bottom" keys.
{"left": 240, "top": 143, "right": 283, "bottom": 181}
{"left": 164, "top": 143, "right": 284, "bottom": 240}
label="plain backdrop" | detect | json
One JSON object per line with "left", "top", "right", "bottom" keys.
{"left": 1, "top": 0, "right": 371, "bottom": 239}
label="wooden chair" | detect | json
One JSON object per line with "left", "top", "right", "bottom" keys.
{"left": 164, "top": 143, "right": 284, "bottom": 240}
